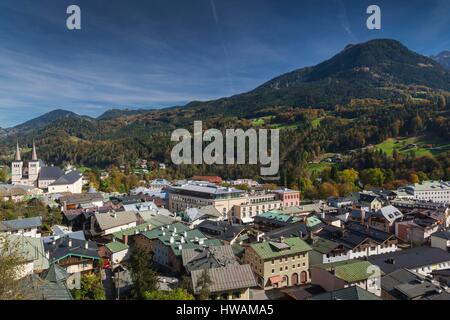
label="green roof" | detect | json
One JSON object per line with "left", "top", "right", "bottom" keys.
{"left": 105, "top": 241, "right": 129, "bottom": 253}
{"left": 249, "top": 237, "right": 311, "bottom": 260}
{"left": 315, "top": 260, "right": 379, "bottom": 283}
{"left": 141, "top": 222, "right": 190, "bottom": 240}
{"left": 257, "top": 211, "right": 302, "bottom": 224}
{"left": 142, "top": 222, "right": 222, "bottom": 257}
{"left": 312, "top": 237, "right": 341, "bottom": 254}
{"left": 113, "top": 223, "right": 152, "bottom": 240}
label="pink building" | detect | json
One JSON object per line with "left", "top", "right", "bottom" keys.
{"left": 273, "top": 188, "right": 300, "bottom": 208}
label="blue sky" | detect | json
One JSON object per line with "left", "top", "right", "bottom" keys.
{"left": 0, "top": 0, "right": 449, "bottom": 127}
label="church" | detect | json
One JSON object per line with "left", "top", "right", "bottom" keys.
{"left": 11, "top": 141, "right": 83, "bottom": 194}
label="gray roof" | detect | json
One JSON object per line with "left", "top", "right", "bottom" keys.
{"left": 382, "top": 268, "right": 448, "bottom": 300}
{"left": 59, "top": 193, "right": 105, "bottom": 205}
{"left": 182, "top": 245, "right": 238, "bottom": 273}
{"left": 308, "top": 286, "right": 381, "bottom": 300}
{"left": 431, "top": 230, "right": 450, "bottom": 240}
{"left": 185, "top": 206, "right": 222, "bottom": 221}
{"left": 368, "top": 247, "right": 450, "bottom": 274}
{"left": 1, "top": 216, "right": 42, "bottom": 232}
{"left": 49, "top": 171, "right": 82, "bottom": 186}
{"left": 39, "top": 166, "right": 65, "bottom": 180}
{"left": 44, "top": 237, "right": 99, "bottom": 262}
{"left": 2, "top": 234, "right": 49, "bottom": 271}
{"left": 20, "top": 274, "right": 73, "bottom": 300}
{"left": 263, "top": 223, "right": 309, "bottom": 240}
{"left": 373, "top": 205, "right": 403, "bottom": 223}
{"left": 94, "top": 211, "right": 137, "bottom": 231}
{"left": 191, "top": 264, "right": 257, "bottom": 294}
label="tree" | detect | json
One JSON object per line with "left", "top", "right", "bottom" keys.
{"left": 72, "top": 272, "right": 106, "bottom": 300}
{"left": 196, "top": 269, "right": 212, "bottom": 300}
{"left": 129, "top": 246, "right": 158, "bottom": 299}
{"left": 360, "top": 168, "right": 385, "bottom": 187}
{"left": 0, "top": 168, "right": 7, "bottom": 183}
{"left": 318, "top": 182, "right": 339, "bottom": 199}
{"left": 0, "top": 235, "right": 28, "bottom": 299}
{"left": 144, "top": 288, "right": 194, "bottom": 300}
{"left": 338, "top": 169, "right": 359, "bottom": 185}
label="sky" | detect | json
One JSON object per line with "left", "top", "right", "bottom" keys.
{"left": 0, "top": 0, "right": 449, "bottom": 127}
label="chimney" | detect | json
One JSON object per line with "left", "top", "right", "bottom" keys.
{"left": 68, "top": 239, "right": 72, "bottom": 247}
{"left": 170, "top": 237, "right": 174, "bottom": 244}
{"left": 84, "top": 242, "right": 89, "bottom": 250}
{"left": 122, "top": 234, "right": 129, "bottom": 245}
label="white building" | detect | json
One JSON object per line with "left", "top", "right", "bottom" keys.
{"left": 47, "top": 171, "right": 83, "bottom": 194}
{"left": 406, "top": 181, "right": 450, "bottom": 204}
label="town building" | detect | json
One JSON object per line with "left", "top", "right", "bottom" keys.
{"left": 310, "top": 260, "right": 381, "bottom": 296}
{"left": 405, "top": 181, "right": 450, "bottom": 204}
{"left": 191, "top": 264, "right": 257, "bottom": 300}
{"left": 368, "top": 247, "right": 450, "bottom": 276}
{"left": 11, "top": 141, "right": 81, "bottom": 193}
{"left": 0, "top": 216, "right": 42, "bottom": 237}
{"left": 244, "top": 237, "right": 311, "bottom": 290}
{"left": 168, "top": 181, "right": 246, "bottom": 217}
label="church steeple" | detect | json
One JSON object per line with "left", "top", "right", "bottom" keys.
{"left": 32, "top": 139, "right": 38, "bottom": 161}
{"left": 14, "top": 140, "right": 21, "bottom": 161}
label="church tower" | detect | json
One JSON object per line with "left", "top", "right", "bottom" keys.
{"left": 11, "top": 141, "right": 23, "bottom": 185}
{"left": 28, "top": 140, "right": 41, "bottom": 185}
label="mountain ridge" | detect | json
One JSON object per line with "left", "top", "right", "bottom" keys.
{"left": 4, "top": 38, "right": 450, "bottom": 138}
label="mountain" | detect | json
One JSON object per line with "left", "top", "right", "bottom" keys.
{"left": 12, "top": 109, "right": 91, "bottom": 132}
{"left": 432, "top": 51, "right": 450, "bottom": 70}
{"left": 97, "top": 108, "right": 153, "bottom": 120}
{"left": 179, "top": 39, "right": 450, "bottom": 118}
{"left": 3, "top": 39, "right": 450, "bottom": 142}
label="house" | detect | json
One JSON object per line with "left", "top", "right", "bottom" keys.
{"left": 1, "top": 234, "right": 49, "bottom": 279}
{"left": 328, "top": 197, "right": 354, "bottom": 209}
{"left": 310, "top": 260, "right": 382, "bottom": 296}
{"left": 20, "top": 264, "right": 73, "bottom": 300}
{"left": 430, "top": 230, "right": 450, "bottom": 251}
{"left": 0, "top": 216, "right": 42, "bottom": 237}
{"left": 44, "top": 237, "right": 100, "bottom": 274}
{"left": 105, "top": 240, "right": 130, "bottom": 265}
{"left": 368, "top": 247, "right": 450, "bottom": 276}
{"left": 134, "top": 222, "right": 222, "bottom": 274}
{"left": 261, "top": 223, "right": 309, "bottom": 242}
{"left": 395, "top": 218, "right": 440, "bottom": 245}
{"left": 181, "top": 245, "right": 239, "bottom": 274}
{"left": 311, "top": 223, "right": 398, "bottom": 265}
{"left": 0, "top": 183, "right": 43, "bottom": 202}
{"left": 244, "top": 237, "right": 311, "bottom": 290}
{"left": 196, "top": 220, "right": 248, "bottom": 245}
{"left": 191, "top": 264, "right": 257, "bottom": 300}
{"left": 253, "top": 211, "right": 302, "bottom": 232}
{"left": 355, "top": 193, "right": 383, "bottom": 211}
{"left": 381, "top": 268, "right": 450, "bottom": 300}
{"left": 89, "top": 211, "right": 138, "bottom": 237}
{"left": 367, "top": 205, "right": 403, "bottom": 233}
{"left": 47, "top": 171, "right": 83, "bottom": 194}
{"left": 59, "top": 193, "right": 105, "bottom": 211}
{"left": 272, "top": 188, "right": 301, "bottom": 208}
{"left": 405, "top": 181, "right": 450, "bottom": 204}
{"left": 179, "top": 206, "right": 222, "bottom": 226}
{"left": 308, "top": 286, "right": 381, "bottom": 300}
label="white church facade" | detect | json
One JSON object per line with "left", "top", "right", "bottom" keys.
{"left": 11, "top": 141, "right": 83, "bottom": 194}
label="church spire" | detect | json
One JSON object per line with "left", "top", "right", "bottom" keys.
{"left": 32, "top": 139, "right": 38, "bottom": 161}
{"left": 14, "top": 140, "right": 21, "bottom": 161}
